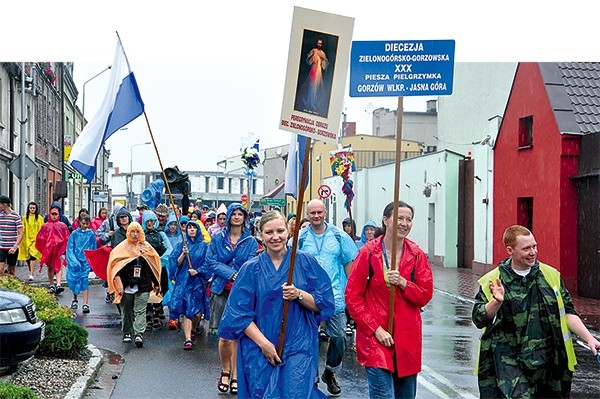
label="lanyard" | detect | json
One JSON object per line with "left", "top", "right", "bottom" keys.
{"left": 381, "top": 240, "right": 403, "bottom": 287}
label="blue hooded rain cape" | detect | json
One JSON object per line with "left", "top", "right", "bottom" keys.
{"left": 206, "top": 203, "right": 258, "bottom": 295}
{"left": 218, "top": 250, "right": 335, "bottom": 398}
{"left": 66, "top": 226, "right": 97, "bottom": 295}
{"left": 168, "top": 221, "right": 211, "bottom": 320}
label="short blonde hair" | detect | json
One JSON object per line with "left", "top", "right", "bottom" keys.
{"left": 502, "top": 225, "right": 531, "bottom": 248}
{"left": 258, "top": 210, "right": 287, "bottom": 232}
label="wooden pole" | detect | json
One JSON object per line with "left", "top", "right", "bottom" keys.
{"left": 387, "top": 97, "right": 403, "bottom": 334}
{"left": 142, "top": 112, "right": 192, "bottom": 268}
{"left": 277, "top": 135, "right": 311, "bottom": 358}
{"left": 116, "top": 31, "right": 193, "bottom": 269}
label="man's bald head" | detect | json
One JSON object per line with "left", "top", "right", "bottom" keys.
{"left": 306, "top": 199, "right": 326, "bottom": 232}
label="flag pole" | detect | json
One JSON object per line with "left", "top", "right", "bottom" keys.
{"left": 115, "top": 31, "right": 192, "bottom": 268}
{"left": 142, "top": 112, "right": 192, "bottom": 268}
{"left": 388, "top": 96, "right": 403, "bottom": 334}
{"left": 277, "top": 135, "right": 311, "bottom": 358}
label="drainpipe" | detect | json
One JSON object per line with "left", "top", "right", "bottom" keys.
{"left": 19, "top": 63, "right": 28, "bottom": 214}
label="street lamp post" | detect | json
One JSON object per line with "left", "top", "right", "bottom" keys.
{"left": 129, "top": 142, "right": 151, "bottom": 209}
{"left": 81, "top": 65, "right": 111, "bottom": 214}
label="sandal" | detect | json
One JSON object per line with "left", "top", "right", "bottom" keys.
{"left": 218, "top": 371, "right": 230, "bottom": 393}
{"left": 183, "top": 340, "right": 193, "bottom": 350}
{"left": 82, "top": 304, "right": 90, "bottom": 314}
{"left": 230, "top": 379, "right": 238, "bottom": 395}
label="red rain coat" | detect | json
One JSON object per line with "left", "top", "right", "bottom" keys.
{"left": 345, "top": 236, "right": 433, "bottom": 377}
{"left": 35, "top": 220, "right": 70, "bottom": 273}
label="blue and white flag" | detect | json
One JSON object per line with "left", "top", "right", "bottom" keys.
{"left": 284, "top": 133, "right": 309, "bottom": 199}
{"left": 69, "top": 36, "right": 144, "bottom": 181}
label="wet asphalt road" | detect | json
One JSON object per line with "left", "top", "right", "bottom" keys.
{"left": 57, "top": 283, "right": 599, "bottom": 398}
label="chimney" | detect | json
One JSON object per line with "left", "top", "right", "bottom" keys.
{"left": 426, "top": 99, "right": 437, "bottom": 114}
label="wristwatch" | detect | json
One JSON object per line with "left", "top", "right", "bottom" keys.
{"left": 297, "top": 290, "right": 304, "bottom": 301}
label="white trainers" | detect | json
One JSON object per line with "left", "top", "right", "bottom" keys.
{"left": 28, "top": 274, "right": 34, "bottom": 282}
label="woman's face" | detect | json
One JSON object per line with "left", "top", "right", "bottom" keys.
{"left": 28, "top": 204, "right": 37, "bottom": 214}
{"left": 364, "top": 226, "right": 376, "bottom": 240}
{"left": 217, "top": 213, "right": 226, "bottom": 227}
{"left": 229, "top": 210, "right": 245, "bottom": 227}
{"left": 187, "top": 224, "right": 198, "bottom": 238}
{"left": 261, "top": 217, "right": 288, "bottom": 253}
{"left": 383, "top": 206, "right": 413, "bottom": 240}
{"left": 100, "top": 209, "right": 108, "bottom": 218}
{"left": 129, "top": 229, "right": 141, "bottom": 244}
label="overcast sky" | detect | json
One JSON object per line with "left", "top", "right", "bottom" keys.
{"left": 5, "top": 1, "right": 589, "bottom": 174}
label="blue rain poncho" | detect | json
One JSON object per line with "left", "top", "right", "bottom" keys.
{"left": 168, "top": 221, "right": 211, "bottom": 320}
{"left": 218, "top": 250, "right": 335, "bottom": 398}
{"left": 66, "top": 227, "right": 97, "bottom": 295}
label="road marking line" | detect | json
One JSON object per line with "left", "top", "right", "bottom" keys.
{"left": 422, "top": 364, "right": 478, "bottom": 399}
{"left": 418, "top": 376, "right": 455, "bottom": 399}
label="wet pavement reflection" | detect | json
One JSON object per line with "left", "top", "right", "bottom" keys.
{"left": 64, "top": 285, "right": 598, "bottom": 398}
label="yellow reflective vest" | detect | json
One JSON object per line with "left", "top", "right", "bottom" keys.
{"left": 474, "top": 262, "right": 576, "bottom": 375}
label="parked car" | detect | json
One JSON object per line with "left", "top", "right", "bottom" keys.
{"left": 0, "top": 288, "right": 44, "bottom": 368}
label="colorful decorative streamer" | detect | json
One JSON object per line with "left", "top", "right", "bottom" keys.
{"left": 330, "top": 148, "right": 356, "bottom": 210}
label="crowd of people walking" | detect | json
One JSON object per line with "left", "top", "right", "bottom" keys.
{"left": 1, "top": 193, "right": 598, "bottom": 399}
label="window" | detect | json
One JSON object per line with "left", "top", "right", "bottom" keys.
{"left": 518, "top": 116, "right": 533, "bottom": 148}
{"left": 205, "top": 176, "right": 210, "bottom": 192}
{"left": 217, "top": 177, "right": 224, "bottom": 190}
{"left": 228, "top": 177, "right": 232, "bottom": 193}
{"left": 240, "top": 178, "right": 245, "bottom": 194}
{"left": 517, "top": 197, "right": 533, "bottom": 232}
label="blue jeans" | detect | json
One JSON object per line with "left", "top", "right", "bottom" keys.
{"left": 366, "top": 368, "right": 417, "bottom": 399}
{"left": 324, "top": 310, "right": 347, "bottom": 372}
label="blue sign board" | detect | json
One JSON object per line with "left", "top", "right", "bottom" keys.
{"left": 349, "top": 40, "right": 455, "bottom": 97}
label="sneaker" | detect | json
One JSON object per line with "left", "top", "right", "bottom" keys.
{"left": 168, "top": 319, "right": 179, "bottom": 330}
{"left": 105, "top": 292, "right": 112, "bottom": 303}
{"left": 55, "top": 285, "right": 65, "bottom": 295}
{"left": 82, "top": 304, "right": 90, "bottom": 314}
{"left": 134, "top": 334, "right": 144, "bottom": 348}
{"left": 321, "top": 370, "right": 341, "bottom": 396}
{"left": 183, "top": 340, "right": 193, "bottom": 350}
{"left": 152, "top": 317, "right": 162, "bottom": 330}
{"left": 28, "top": 274, "right": 34, "bottom": 282}
{"left": 49, "top": 285, "right": 56, "bottom": 294}
{"left": 122, "top": 333, "right": 132, "bottom": 343}
{"left": 71, "top": 300, "right": 78, "bottom": 309}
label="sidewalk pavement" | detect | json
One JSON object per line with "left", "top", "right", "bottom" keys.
{"left": 430, "top": 264, "right": 600, "bottom": 333}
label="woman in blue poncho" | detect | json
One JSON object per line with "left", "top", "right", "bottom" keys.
{"left": 66, "top": 214, "right": 97, "bottom": 313}
{"left": 218, "top": 210, "right": 335, "bottom": 398}
{"left": 207, "top": 203, "right": 258, "bottom": 394}
{"left": 169, "top": 220, "right": 211, "bottom": 350}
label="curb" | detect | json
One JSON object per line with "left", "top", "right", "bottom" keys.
{"left": 64, "top": 344, "right": 103, "bottom": 399}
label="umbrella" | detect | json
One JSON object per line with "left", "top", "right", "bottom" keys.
{"left": 84, "top": 245, "right": 113, "bottom": 281}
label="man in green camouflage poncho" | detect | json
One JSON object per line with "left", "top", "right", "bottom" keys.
{"left": 472, "top": 225, "right": 600, "bottom": 398}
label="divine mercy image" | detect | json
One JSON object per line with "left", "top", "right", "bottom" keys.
{"left": 293, "top": 29, "right": 339, "bottom": 118}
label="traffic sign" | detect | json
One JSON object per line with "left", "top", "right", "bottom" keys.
{"left": 8, "top": 154, "right": 37, "bottom": 180}
{"left": 260, "top": 198, "right": 286, "bottom": 207}
{"left": 318, "top": 184, "right": 332, "bottom": 199}
{"left": 241, "top": 194, "right": 248, "bottom": 202}
{"left": 349, "top": 40, "right": 455, "bottom": 97}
